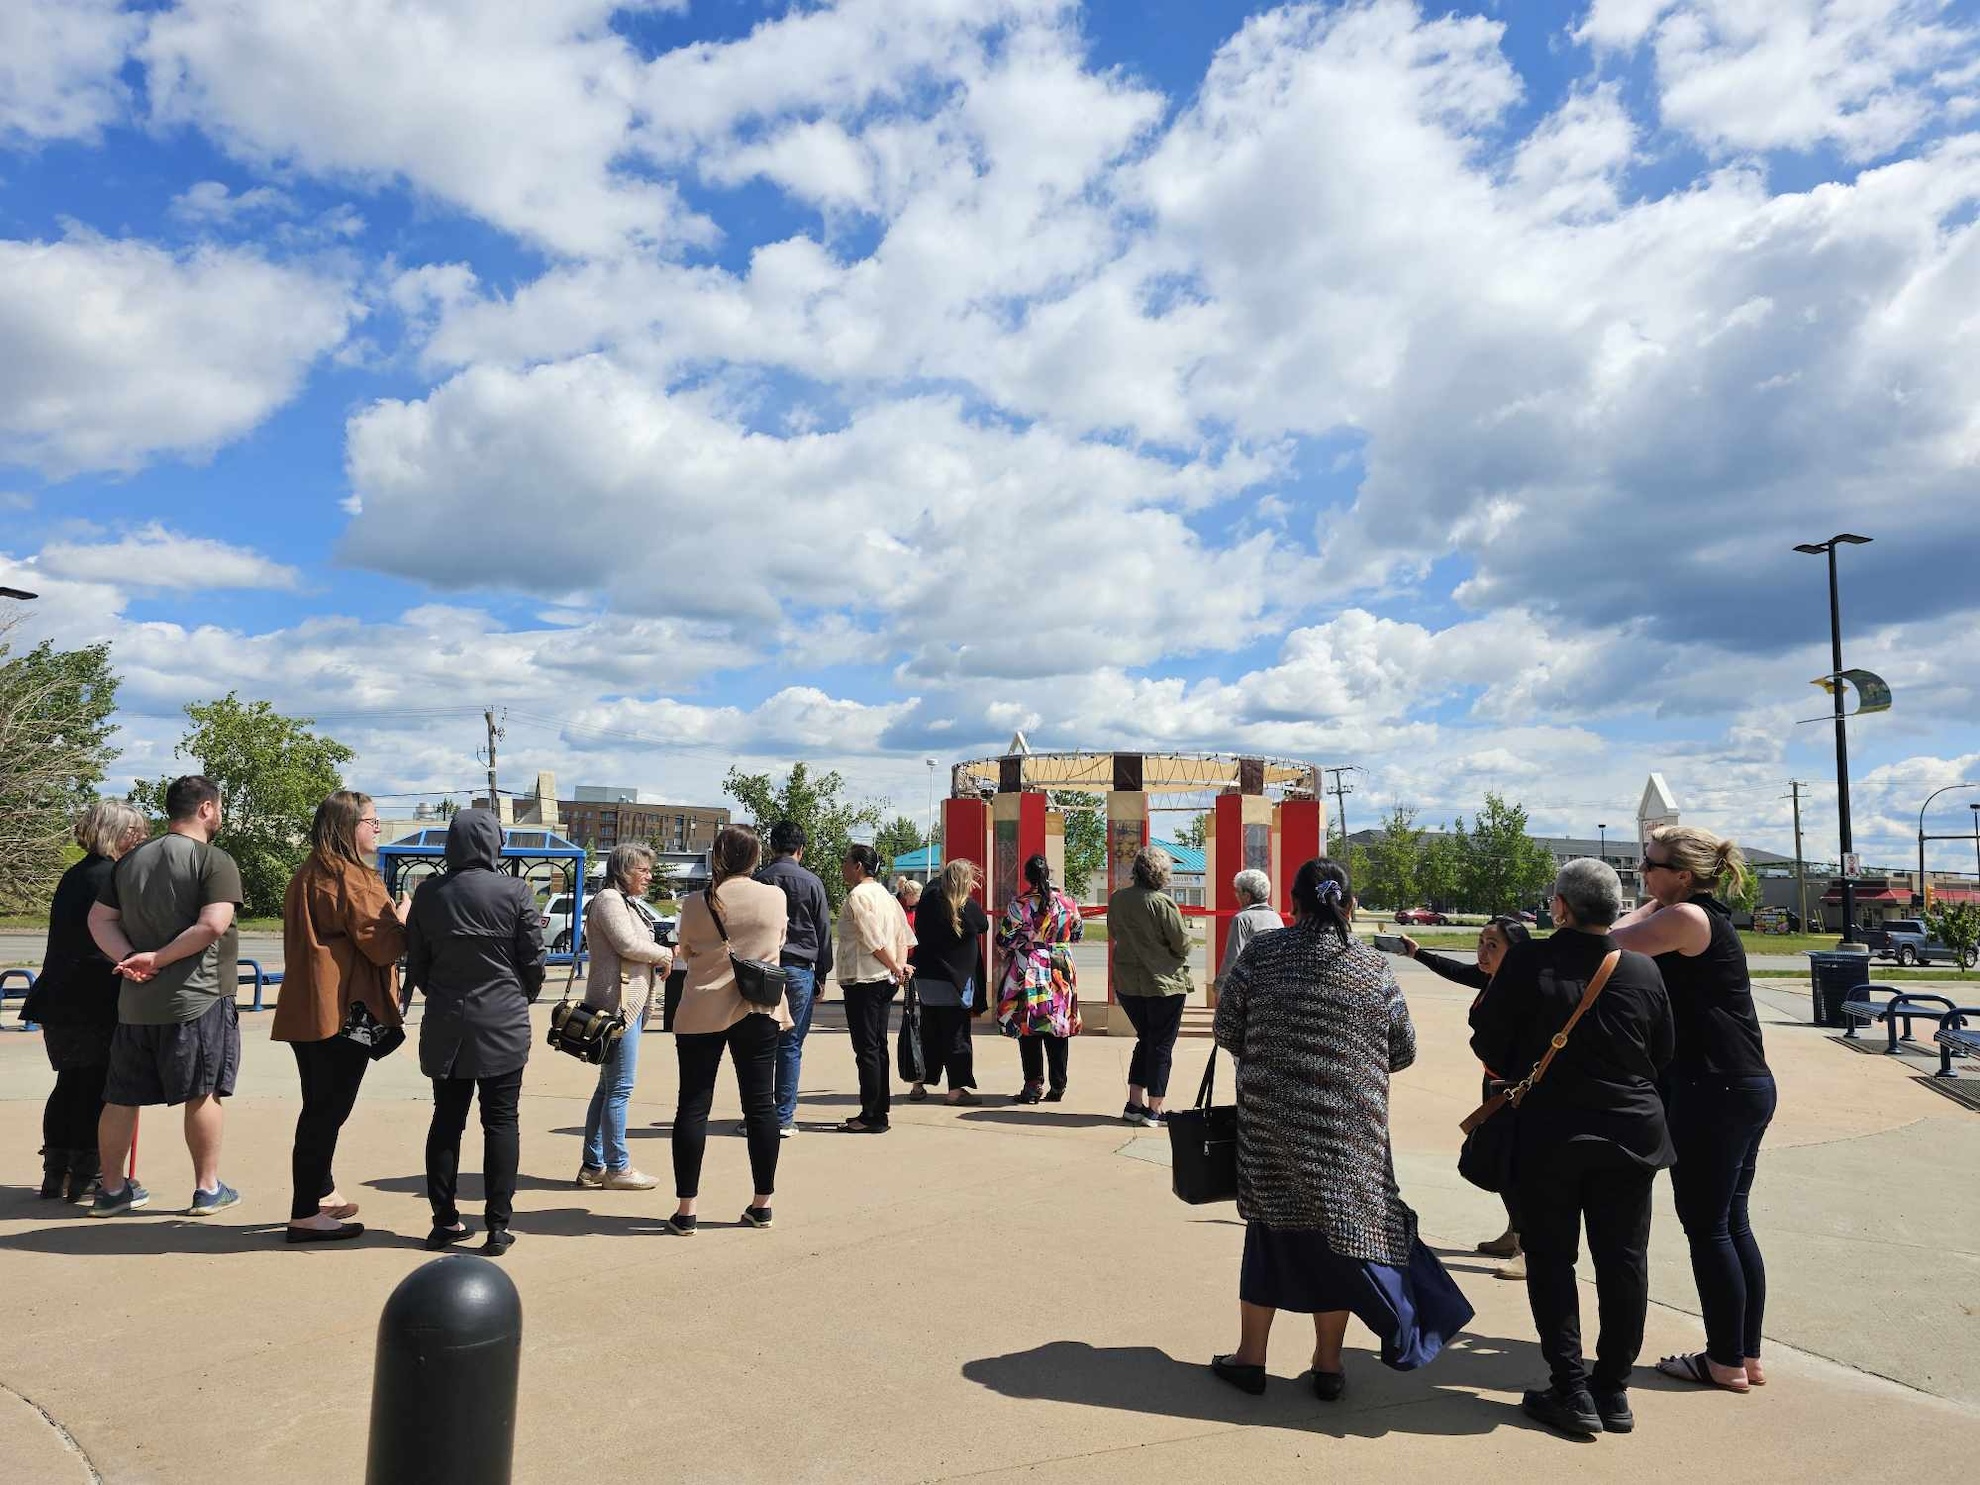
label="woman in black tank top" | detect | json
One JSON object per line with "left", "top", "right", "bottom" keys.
{"left": 1612, "top": 826, "right": 1776, "bottom": 1393}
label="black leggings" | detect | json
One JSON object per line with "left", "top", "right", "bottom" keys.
{"left": 43, "top": 1064, "right": 108, "bottom": 1154}
{"left": 917, "top": 1005, "right": 975, "bottom": 1089}
{"left": 1121, "top": 995, "right": 1186, "bottom": 1098}
{"left": 1671, "top": 1073, "right": 1776, "bottom": 1365}
{"left": 427, "top": 1069, "right": 523, "bottom": 1234}
{"left": 673, "top": 1014, "right": 780, "bottom": 1200}
{"left": 290, "top": 1037, "right": 370, "bottom": 1220}
{"left": 1018, "top": 1033, "right": 1069, "bottom": 1090}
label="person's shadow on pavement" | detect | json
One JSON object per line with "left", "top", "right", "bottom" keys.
{"left": 963, "top": 1334, "right": 1575, "bottom": 1440}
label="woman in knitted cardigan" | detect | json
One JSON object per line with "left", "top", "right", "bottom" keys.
{"left": 1209, "top": 857, "right": 1473, "bottom": 1400}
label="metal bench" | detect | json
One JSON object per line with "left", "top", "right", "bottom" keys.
{"left": 1842, "top": 987, "right": 1959, "bottom": 1054}
{"left": 237, "top": 959, "right": 282, "bottom": 1012}
{"left": 1, "top": 968, "right": 35, "bottom": 1030}
{"left": 1930, "top": 1008, "right": 1980, "bottom": 1080}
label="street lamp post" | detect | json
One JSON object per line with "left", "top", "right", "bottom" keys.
{"left": 1971, "top": 803, "right": 1979, "bottom": 885}
{"left": 1598, "top": 823, "right": 1608, "bottom": 866}
{"left": 1794, "top": 533, "right": 1873, "bottom": 946}
{"left": 1917, "top": 782, "right": 1978, "bottom": 910}
{"left": 925, "top": 758, "right": 938, "bottom": 885}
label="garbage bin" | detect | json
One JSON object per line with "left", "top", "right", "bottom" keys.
{"left": 1807, "top": 950, "right": 1871, "bottom": 1028}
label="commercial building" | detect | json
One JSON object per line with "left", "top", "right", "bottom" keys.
{"left": 557, "top": 786, "right": 729, "bottom": 858}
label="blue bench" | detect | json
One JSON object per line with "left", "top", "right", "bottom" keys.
{"left": 1, "top": 968, "right": 35, "bottom": 1030}
{"left": 1842, "top": 987, "right": 1960, "bottom": 1055}
{"left": 1930, "top": 1007, "right": 1980, "bottom": 1080}
{"left": 237, "top": 959, "right": 282, "bottom": 1012}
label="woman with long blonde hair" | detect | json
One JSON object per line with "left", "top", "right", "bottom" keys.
{"left": 1612, "top": 825, "right": 1774, "bottom": 1393}
{"left": 907, "top": 859, "right": 991, "bottom": 1106}
{"left": 274, "top": 790, "right": 408, "bottom": 1244}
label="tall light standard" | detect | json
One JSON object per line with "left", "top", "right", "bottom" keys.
{"left": 1598, "top": 823, "right": 1608, "bottom": 865}
{"left": 1794, "top": 533, "right": 1873, "bottom": 945}
{"left": 925, "top": 758, "right": 938, "bottom": 884}
{"left": 1971, "top": 803, "right": 1979, "bottom": 885}
{"left": 1917, "top": 782, "right": 1978, "bottom": 909}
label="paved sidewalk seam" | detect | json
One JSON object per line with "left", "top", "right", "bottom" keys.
{"left": 0, "top": 1379, "right": 104, "bottom": 1484}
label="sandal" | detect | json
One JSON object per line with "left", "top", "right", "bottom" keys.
{"left": 1656, "top": 1352, "right": 1750, "bottom": 1392}
{"left": 907, "top": 1085, "right": 929, "bottom": 1103}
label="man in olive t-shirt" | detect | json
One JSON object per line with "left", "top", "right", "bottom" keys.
{"left": 86, "top": 775, "right": 246, "bottom": 1218}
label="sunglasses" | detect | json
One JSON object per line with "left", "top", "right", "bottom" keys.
{"left": 1642, "top": 856, "right": 1679, "bottom": 872}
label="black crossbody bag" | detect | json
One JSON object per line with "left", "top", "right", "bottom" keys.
{"left": 705, "top": 886, "right": 790, "bottom": 1010}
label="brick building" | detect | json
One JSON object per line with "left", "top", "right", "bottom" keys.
{"left": 557, "top": 786, "right": 729, "bottom": 856}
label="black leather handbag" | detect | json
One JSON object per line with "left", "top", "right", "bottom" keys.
{"left": 1458, "top": 949, "right": 1619, "bottom": 1193}
{"left": 1168, "top": 1048, "right": 1239, "bottom": 1204}
{"left": 338, "top": 1000, "right": 406, "bottom": 1062}
{"left": 705, "top": 887, "right": 789, "bottom": 1010}
{"left": 896, "top": 979, "right": 926, "bottom": 1083}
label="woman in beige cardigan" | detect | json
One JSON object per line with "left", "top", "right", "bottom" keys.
{"left": 666, "top": 825, "right": 789, "bottom": 1235}
{"left": 576, "top": 845, "right": 674, "bottom": 1191}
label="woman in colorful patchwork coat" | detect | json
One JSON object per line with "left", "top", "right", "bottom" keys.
{"left": 995, "top": 854, "right": 1083, "bottom": 1104}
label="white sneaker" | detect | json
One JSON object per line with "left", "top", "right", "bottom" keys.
{"left": 576, "top": 1165, "right": 605, "bottom": 1189}
{"left": 779, "top": 1124, "right": 797, "bottom": 1140}
{"left": 602, "top": 1167, "right": 658, "bottom": 1191}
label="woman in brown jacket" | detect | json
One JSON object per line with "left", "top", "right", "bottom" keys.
{"left": 275, "top": 791, "right": 408, "bottom": 1243}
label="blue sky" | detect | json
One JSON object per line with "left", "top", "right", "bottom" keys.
{"left": 4, "top": 0, "right": 1979, "bottom": 869}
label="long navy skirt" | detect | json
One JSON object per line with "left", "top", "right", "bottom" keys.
{"left": 1239, "top": 1223, "right": 1474, "bottom": 1371}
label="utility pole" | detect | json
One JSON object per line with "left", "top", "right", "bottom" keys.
{"left": 481, "top": 707, "right": 505, "bottom": 819}
{"left": 1786, "top": 781, "right": 1809, "bottom": 930}
{"left": 1323, "top": 766, "right": 1357, "bottom": 857}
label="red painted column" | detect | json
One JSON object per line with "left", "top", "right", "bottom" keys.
{"left": 944, "top": 795, "right": 990, "bottom": 992}
{"left": 1277, "top": 798, "right": 1324, "bottom": 908}
{"left": 1213, "top": 791, "right": 1246, "bottom": 984}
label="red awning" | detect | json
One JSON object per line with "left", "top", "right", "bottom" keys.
{"left": 1932, "top": 885, "right": 1980, "bottom": 904}
{"left": 1820, "top": 887, "right": 1905, "bottom": 904}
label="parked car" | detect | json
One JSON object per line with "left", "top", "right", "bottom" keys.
{"left": 1866, "top": 918, "right": 1978, "bottom": 969}
{"left": 540, "top": 892, "right": 677, "bottom": 954}
{"left": 1394, "top": 907, "right": 1452, "bottom": 926}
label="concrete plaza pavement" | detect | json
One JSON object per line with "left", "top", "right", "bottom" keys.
{"left": 1, "top": 958, "right": 1977, "bottom": 1483}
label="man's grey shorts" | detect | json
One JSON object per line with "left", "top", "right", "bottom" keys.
{"left": 105, "top": 998, "right": 241, "bottom": 1107}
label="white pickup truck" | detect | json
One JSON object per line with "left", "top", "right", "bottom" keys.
{"left": 539, "top": 893, "right": 677, "bottom": 955}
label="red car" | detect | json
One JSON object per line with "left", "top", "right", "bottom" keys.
{"left": 1394, "top": 907, "right": 1452, "bottom": 926}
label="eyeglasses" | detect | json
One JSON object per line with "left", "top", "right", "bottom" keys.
{"left": 357, "top": 817, "right": 381, "bottom": 829}
{"left": 1642, "top": 856, "right": 1677, "bottom": 873}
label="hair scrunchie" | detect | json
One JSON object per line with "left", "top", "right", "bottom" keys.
{"left": 1314, "top": 879, "right": 1345, "bottom": 904}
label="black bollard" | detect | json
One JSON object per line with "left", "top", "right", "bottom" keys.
{"left": 366, "top": 1255, "right": 522, "bottom": 1485}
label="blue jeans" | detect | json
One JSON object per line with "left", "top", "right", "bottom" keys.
{"left": 774, "top": 966, "right": 816, "bottom": 1129}
{"left": 581, "top": 1013, "right": 644, "bottom": 1171}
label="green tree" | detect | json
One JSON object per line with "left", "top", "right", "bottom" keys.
{"left": 1174, "top": 812, "right": 1211, "bottom": 852}
{"left": 1466, "top": 792, "right": 1555, "bottom": 914}
{"left": 723, "top": 761, "right": 881, "bottom": 910}
{"left": 1926, "top": 902, "right": 1980, "bottom": 971}
{"left": 131, "top": 693, "right": 353, "bottom": 917}
{"left": 1419, "top": 822, "right": 1468, "bottom": 912}
{"left": 1361, "top": 805, "right": 1423, "bottom": 913}
{"left": 1322, "top": 819, "right": 1370, "bottom": 902}
{"left": 0, "top": 621, "right": 120, "bottom": 909}
{"left": 1048, "top": 790, "right": 1107, "bottom": 899}
{"left": 874, "top": 815, "right": 927, "bottom": 878}
{"left": 644, "top": 859, "right": 683, "bottom": 905}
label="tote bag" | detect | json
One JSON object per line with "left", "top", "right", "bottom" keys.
{"left": 1168, "top": 1049, "right": 1239, "bottom": 1204}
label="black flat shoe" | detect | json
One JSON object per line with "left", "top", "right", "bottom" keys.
{"left": 1043, "top": 1086, "right": 1066, "bottom": 1103}
{"left": 1311, "top": 1369, "right": 1347, "bottom": 1402}
{"left": 1592, "top": 1391, "right": 1634, "bottom": 1434}
{"left": 287, "top": 1221, "right": 365, "bottom": 1245}
{"left": 663, "top": 1213, "right": 698, "bottom": 1237}
{"left": 1013, "top": 1086, "right": 1044, "bottom": 1105}
{"left": 424, "top": 1223, "right": 474, "bottom": 1251}
{"left": 481, "top": 1229, "right": 515, "bottom": 1257}
{"left": 1210, "top": 1354, "right": 1267, "bottom": 1396}
{"left": 1522, "top": 1386, "right": 1601, "bottom": 1439}
{"left": 741, "top": 1205, "right": 773, "bottom": 1229}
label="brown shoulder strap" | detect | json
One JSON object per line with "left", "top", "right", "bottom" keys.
{"left": 1510, "top": 949, "right": 1621, "bottom": 1105}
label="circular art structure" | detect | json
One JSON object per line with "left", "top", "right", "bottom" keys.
{"left": 939, "top": 744, "right": 1331, "bottom": 1030}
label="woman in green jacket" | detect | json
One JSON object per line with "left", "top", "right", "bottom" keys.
{"left": 1109, "top": 845, "right": 1194, "bottom": 1127}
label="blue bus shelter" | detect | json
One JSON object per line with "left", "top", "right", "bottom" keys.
{"left": 377, "top": 826, "right": 590, "bottom": 966}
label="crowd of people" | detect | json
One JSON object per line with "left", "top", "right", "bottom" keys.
{"left": 20, "top": 777, "right": 1776, "bottom": 1440}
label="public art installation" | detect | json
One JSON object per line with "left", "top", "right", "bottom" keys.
{"left": 940, "top": 744, "right": 1326, "bottom": 1030}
